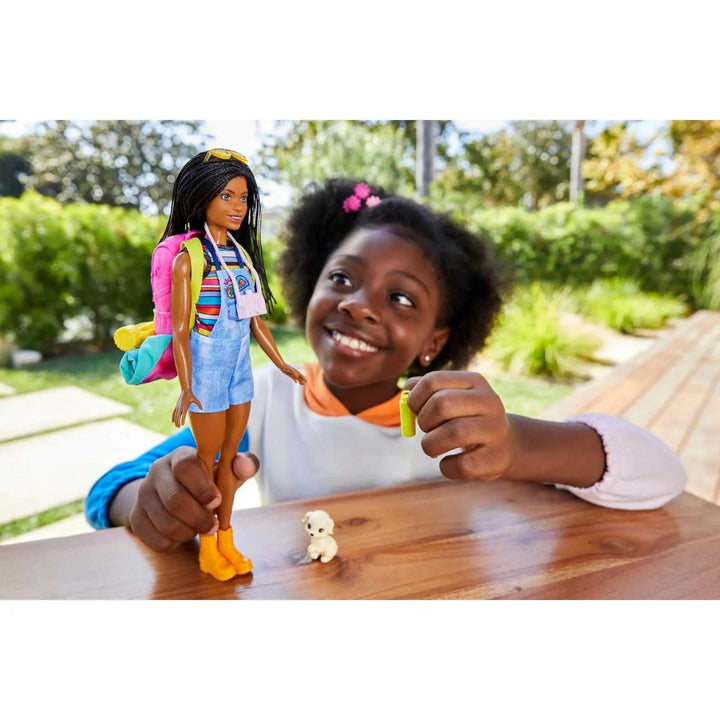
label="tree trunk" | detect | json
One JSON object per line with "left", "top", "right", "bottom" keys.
{"left": 570, "top": 120, "right": 586, "bottom": 204}
{"left": 416, "top": 120, "right": 435, "bottom": 197}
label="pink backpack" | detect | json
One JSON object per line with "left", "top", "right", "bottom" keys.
{"left": 117, "top": 231, "right": 204, "bottom": 385}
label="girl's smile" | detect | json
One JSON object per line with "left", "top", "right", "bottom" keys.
{"left": 306, "top": 226, "right": 449, "bottom": 414}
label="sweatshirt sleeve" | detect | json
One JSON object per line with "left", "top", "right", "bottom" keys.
{"left": 554, "top": 413, "right": 687, "bottom": 510}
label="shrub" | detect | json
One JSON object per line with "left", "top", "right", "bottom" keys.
{"left": 485, "top": 283, "right": 601, "bottom": 379}
{"left": 0, "top": 192, "right": 161, "bottom": 351}
{"left": 465, "top": 196, "right": 710, "bottom": 306}
{"left": 571, "top": 279, "right": 688, "bottom": 334}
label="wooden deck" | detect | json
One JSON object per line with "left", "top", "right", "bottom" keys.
{"left": 541, "top": 310, "right": 720, "bottom": 504}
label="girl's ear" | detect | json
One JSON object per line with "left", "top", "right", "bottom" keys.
{"left": 420, "top": 326, "right": 450, "bottom": 366}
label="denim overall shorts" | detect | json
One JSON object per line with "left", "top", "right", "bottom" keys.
{"left": 188, "top": 238, "right": 260, "bottom": 413}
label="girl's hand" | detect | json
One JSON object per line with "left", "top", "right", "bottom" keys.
{"left": 279, "top": 363, "right": 307, "bottom": 385}
{"left": 403, "top": 371, "right": 514, "bottom": 481}
{"left": 128, "top": 446, "right": 259, "bottom": 553}
{"left": 172, "top": 389, "right": 202, "bottom": 428}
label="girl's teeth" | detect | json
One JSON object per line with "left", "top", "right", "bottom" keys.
{"left": 332, "top": 330, "right": 378, "bottom": 353}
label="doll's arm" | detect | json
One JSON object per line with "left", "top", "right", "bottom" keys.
{"left": 171, "top": 251, "right": 202, "bottom": 425}
{"left": 250, "top": 315, "right": 307, "bottom": 384}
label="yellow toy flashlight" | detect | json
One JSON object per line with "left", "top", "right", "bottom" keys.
{"left": 399, "top": 390, "right": 416, "bottom": 437}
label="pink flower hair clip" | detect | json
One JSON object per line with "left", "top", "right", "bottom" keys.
{"left": 343, "top": 183, "right": 382, "bottom": 213}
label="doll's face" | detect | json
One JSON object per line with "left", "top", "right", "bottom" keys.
{"left": 306, "top": 226, "right": 449, "bottom": 412}
{"left": 205, "top": 175, "right": 249, "bottom": 239}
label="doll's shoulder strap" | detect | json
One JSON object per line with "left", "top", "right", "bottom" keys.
{"left": 180, "top": 236, "right": 204, "bottom": 330}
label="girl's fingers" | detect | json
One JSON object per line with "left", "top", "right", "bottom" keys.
{"left": 415, "top": 387, "right": 506, "bottom": 434}
{"left": 137, "top": 480, "right": 202, "bottom": 543}
{"left": 420, "top": 414, "right": 509, "bottom": 460}
{"left": 129, "top": 504, "right": 182, "bottom": 553}
{"left": 437, "top": 443, "right": 510, "bottom": 482}
{"left": 167, "top": 448, "right": 221, "bottom": 509}
{"left": 405, "top": 371, "right": 495, "bottom": 413}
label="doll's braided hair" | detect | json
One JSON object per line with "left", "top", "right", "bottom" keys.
{"left": 162, "top": 151, "right": 276, "bottom": 311}
{"left": 278, "top": 178, "right": 508, "bottom": 375}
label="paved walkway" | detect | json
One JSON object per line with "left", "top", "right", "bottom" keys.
{"left": 0, "top": 383, "right": 262, "bottom": 546}
{"left": 0, "top": 385, "right": 166, "bottom": 545}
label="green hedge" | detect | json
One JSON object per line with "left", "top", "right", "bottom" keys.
{"left": 0, "top": 192, "right": 162, "bottom": 351}
{"left": 0, "top": 192, "right": 288, "bottom": 353}
{"left": 1, "top": 191, "right": 718, "bottom": 354}
{"left": 466, "top": 196, "right": 714, "bottom": 307}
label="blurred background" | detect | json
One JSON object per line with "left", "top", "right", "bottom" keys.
{"left": 1, "top": 117, "right": 718, "bottom": 361}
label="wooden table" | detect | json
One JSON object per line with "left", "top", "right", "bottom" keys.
{"left": 2, "top": 479, "right": 720, "bottom": 599}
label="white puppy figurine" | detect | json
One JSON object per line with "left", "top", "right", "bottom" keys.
{"left": 302, "top": 510, "right": 338, "bottom": 563}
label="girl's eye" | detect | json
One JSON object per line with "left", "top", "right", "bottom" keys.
{"left": 329, "top": 271, "right": 352, "bottom": 287}
{"left": 240, "top": 196, "right": 248, "bottom": 203}
{"left": 220, "top": 192, "right": 230, "bottom": 200}
{"left": 390, "top": 292, "right": 414, "bottom": 308}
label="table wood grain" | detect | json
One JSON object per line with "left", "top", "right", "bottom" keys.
{"left": 2, "top": 479, "right": 720, "bottom": 599}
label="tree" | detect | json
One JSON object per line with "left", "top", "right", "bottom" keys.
{"left": 0, "top": 130, "right": 32, "bottom": 197}
{"left": 256, "top": 120, "right": 458, "bottom": 200}
{"left": 435, "top": 121, "right": 574, "bottom": 211}
{"left": 0, "top": 150, "right": 31, "bottom": 197}
{"left": 662, "top": 120, "right": 720, "bottom": 210}
{"left": 569, "top": 120, "right": 586, "bottom": 203}
{"left": 18, "top": 120, "right": 210, "bottom": 213}
{"left": 582, "top": 121, "right": 665, "bottom": 201}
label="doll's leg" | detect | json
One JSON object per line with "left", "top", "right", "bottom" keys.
{"left": 216, "top": 401, "right": 253, "bottom": 574}
{"left": 190, "top": 410, "right": 237, "bottom": 581}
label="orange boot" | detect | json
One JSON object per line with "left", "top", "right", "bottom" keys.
{"left": 198, "top": 534, "right": 237, "bottom": 581}
{"left": 217, "top": 527, "right": 253, "bottom": 575}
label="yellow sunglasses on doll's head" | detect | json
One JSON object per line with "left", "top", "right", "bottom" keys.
{"left": 203, "top": 148, "right": 248, "bottom": 164}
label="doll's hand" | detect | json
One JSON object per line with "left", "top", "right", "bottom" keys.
{"left": 403, "top": 371, "right": 513, "bottom": 481}
{"left": 279, "top": 363, "right": 307, "bottom": 385}
{"left": 172, "top": 389, "right": 202, "bottom": 427}
{"left": 128, "top": 446, "right": 260, "bottom": 553}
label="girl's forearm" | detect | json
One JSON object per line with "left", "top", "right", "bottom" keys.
{"left": 504, "top": 415, "right": 606, "bottom": 488}
{"left": 108, "top": 479, "right": 141, "bottom": 527}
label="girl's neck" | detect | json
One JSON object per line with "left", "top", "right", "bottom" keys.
{"left": 323, "top": 375, "right": 402, "bottom": 415}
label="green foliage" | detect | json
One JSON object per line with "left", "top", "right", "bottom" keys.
{"left": 466, "top": 195, "right": 709, "bottom": 306}
{"left": 15, "top": 120, "right": 210, "bottom": 213}
{"left": 261, "top": 237, "right": 289, "bottom": 325}
{"left": 485, "top": 284, "right": 601, "bottom": 379}
{"left": 0, "top": 192, "right": 162, "bottom": 351}
{"left": 687, "top": 207, "right": 720, "bottom": 311}
{"left": 257, "top": 121, "right": 418, "bottom": 197}
{"left": 572, "top": 279, "right": 688, "bottom": 334}
{"left": 435, "top": 121, "right": 573, "bottom": 211}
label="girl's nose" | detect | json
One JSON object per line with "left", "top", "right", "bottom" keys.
{"left": 337, "top": 291, "right": 381, "bottom": 323}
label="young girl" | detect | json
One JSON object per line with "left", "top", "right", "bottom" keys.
{"left": 152, "top": 149, "right": 304, "bottom": 580}
{"left": 86, "top": 178, "right": 686, "bottom": 558}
